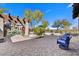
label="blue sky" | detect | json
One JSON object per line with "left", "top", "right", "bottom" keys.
{"left": 0, "top": 3, "right": 78, "bottom": 27}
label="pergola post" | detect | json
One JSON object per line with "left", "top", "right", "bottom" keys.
{"left": 25, "top": 18, "right": 29, "bottom": 36}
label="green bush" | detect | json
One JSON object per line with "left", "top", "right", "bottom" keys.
{"left": 34, "top": 26, "right": 45, "bottom": 36}
{"left": 10, "top": 29, "right": 21, "bottom": 36}
{"left": 33, "top": 20, "right": 48, "bottom": 36}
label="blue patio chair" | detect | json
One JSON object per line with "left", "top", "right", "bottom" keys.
{"left": 57, "top": 33, "right": 72, "bottom": 50}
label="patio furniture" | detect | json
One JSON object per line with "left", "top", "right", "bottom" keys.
{"left": 57, "top": 33, "right": 72, "bottom": 50}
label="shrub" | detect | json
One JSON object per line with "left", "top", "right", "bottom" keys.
{"left": 34, "top": 26, "right": 45, "bottom": 36}
{"left": 33, "top": 20, "right": 48, "bottom": 36}
{"left": 10, "top": 29, "right": 21, "bottom": 36}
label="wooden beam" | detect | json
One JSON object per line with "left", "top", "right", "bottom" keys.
{"left": 17, "top": 16, "right": 24, "bottom": 27}
{"left": 9, "top": 13, "right": 13, "bottom": 21}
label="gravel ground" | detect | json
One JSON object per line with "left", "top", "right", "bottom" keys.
{"left": 0, "top": 33, "right": 79, "bottom": 56}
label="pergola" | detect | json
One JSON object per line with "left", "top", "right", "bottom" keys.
{"left": 0, "top": 13, "right": 29, "bottom": 37}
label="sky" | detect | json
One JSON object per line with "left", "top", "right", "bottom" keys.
{"left": 0, "top": 3, "right": 78, "bottom": 28}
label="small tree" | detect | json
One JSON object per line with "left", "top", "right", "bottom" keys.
{"left": 61, "top": 19, "right": 71, "bottom": 30}
{"left": 61, "top": 19, "right": 71, "bottom": 33}
{"left": 24, "top": 9, "right": 33, "bottom": 34}
{"left": 24, "top": 9, "right": 44, "bottom": 32}
{"left": 32, "top": 10, "right": 43, "bottom": 27}
{"left": 52, "top": 19, "right": 71, "bottom": 33}
{"left": 0, "top": 8, "right": 7, "bottom": 14}
{"left": 34, "top": 26, "right": 45, "bottom": 36}
{"left": 34, "top": 20, "right": 48, "bottom": 36}
{"left": 24, "top": 9, "right": 32, "bottom": 25}
{"left": 24, "top": 9, "right": 48, "bottom": 36}
{"left": 42, "top": 20, "right": 49, "bottom": 28}
{"left": 52, "top": 20, "right": 61, "bottom": 32}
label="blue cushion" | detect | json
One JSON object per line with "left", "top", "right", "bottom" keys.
{"left": 57, "top": 39, "right": 65, "bottom": 44}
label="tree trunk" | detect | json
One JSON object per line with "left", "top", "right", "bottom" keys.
{"left": 56, "top": 27, "right": 59, "bottom": 33}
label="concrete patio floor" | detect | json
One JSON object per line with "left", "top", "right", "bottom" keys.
{"left": 0, "top": 34, "right": 79, "bottom": 56}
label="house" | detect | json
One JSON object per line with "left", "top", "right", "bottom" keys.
{"left": 0, "top": 14, "right": 29, "bottom": 37}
